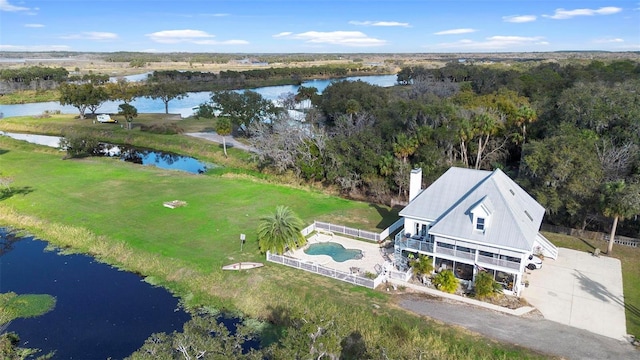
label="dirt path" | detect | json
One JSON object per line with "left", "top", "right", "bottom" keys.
{"left": 399, "top": 294, "right": 637, "bottom": 360}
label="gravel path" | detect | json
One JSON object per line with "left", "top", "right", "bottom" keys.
{"left": 399, "top": 294, "right": 637, "bottom": 360}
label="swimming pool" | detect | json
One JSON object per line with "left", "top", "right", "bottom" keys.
{"left": 304, "top": 242, "right": 363, "bottom": 262}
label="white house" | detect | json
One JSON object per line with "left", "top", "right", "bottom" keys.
{"left": 394, "top": 167, "right": 558, "bottom": 296}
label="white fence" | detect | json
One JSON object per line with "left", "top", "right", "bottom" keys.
{"left": 387, "top": 267, "right": 413, "bottom": 282}
{"left": 266, "top": 251, "right": 386, "bottom": 289}
{"left": 309, "top": 219, "right": 404, "bottom": 242}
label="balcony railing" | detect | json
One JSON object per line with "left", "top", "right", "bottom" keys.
{"left": 397, "top": 238, "right": 520, "bottom": 270}
{"left": 477, "top": 254, "right": 521, "bottom": 270}
{"left": 396, "top": 237, "right": 434, "bottom": 254}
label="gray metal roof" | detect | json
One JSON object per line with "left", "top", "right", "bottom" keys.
{"left": 400, "top": 167, "right": 545, "bottom": 252}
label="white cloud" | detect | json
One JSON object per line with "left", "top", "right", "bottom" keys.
{"left": 274, "top": 31, "right": 386, "bottom": 47}
{"left": 61, "top": 32, "right": 118, "bottom": 40}
{"left": 273, "top": 32, "right": 293, "bottom": 38}
{"left": 593, "top": 37, "right": 624, "bottom": 43}
{"left": 146, "top": 29, "right": 248, "bottom": 45}
{"left": 349, "top": 20, "right": 410, "bottom": 27}
{"left": 147, "top": 29, "right": 215, "bottom": 43}
{"left": 0, "top": 44, "right": 71, "bottom": 51}
{"left": 434, "top": 35, "right": 548, "bottom": 50}
{"left": 543, "top": 7, "right": 622, "bottom": 20}
{"left": 502, "top": 15, "right": 537, "bottom": 23}
{"left": 434, "top": 28, "right": 477, "bottom": 35}
{"left": 24, "top": 23, "right": 44, "bottom": 28}
{"left": 0, "top": 0, "right": 29, "bottom": 12}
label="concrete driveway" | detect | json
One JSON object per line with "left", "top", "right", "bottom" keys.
{"left": 521, "top": 247, "right": 627, "bottom": 340}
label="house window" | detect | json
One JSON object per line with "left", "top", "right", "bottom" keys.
{"left": 476, "top": 217, "right": 485, "bottom": 231}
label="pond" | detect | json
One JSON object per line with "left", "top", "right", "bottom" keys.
{"left": 0, "top": 132, "right": 209, "bottom": 174}
{"left": 100, "top": 143, "right": 209, "bottom": 174}
{"left": 0, "top": 74, "right": 398, "bottom": 118}
{"left": 304, "top": 242, "right": 363, "bottom": 262}
{"left": 0, "top": 228, "right": 191, "bottom": 359}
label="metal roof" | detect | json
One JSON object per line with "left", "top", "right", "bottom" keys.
{"left": 400, "top": 167, "right": 545, "bottom": 252}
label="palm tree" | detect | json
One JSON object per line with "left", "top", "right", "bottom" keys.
{"left": 392, "top": 134, "right": 419, "bottom": 164}
{"left": 215, "top": 117, "right": 233, "bottom": 157}
{"left": 257, "top": 206, "right": 307, "bottom": 254}
{"left": 600, "top": 180, "right": 640, "bottom": 254}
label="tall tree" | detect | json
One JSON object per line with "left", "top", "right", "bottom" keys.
{"left": 600, "top": 180, "right": 640, "bottom": 254}
{"left": 145, "top": 81, "right": 187, "bottom": 114}
{"left": 294, "top": 86, "right": 318, "bottom": 109}
{"left": 118, "top": 103, "right": 138, "bottom": 130}
{"left": 210, "top": 90, "right": 277, "bottom": 136}
{"left": 392, "top": 133, "right": 419, "bottom": 164}
{"left": 520, "top": 125, "right": 603, "bottom": 227}
{"left": 215, "top": 117, "right": 232, "bottom": 157}
{"left": 106, "top": 78, "right": 137, "bottom": 104}
{"left": 59, "top": 83, "right": 108, "bottom": 119}
{"left": 257, "top": 206, "right": 306, "bottom": 254}
{"left": 471, "top": 109, "right": 503, "bottom": 170}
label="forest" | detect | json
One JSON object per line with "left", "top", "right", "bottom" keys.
{"left": 241, "top": 59, "right": 640, "bottom": 237}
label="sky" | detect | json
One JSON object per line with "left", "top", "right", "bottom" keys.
{"left": 1, "top": 0, "right": 639, "bottom": 53}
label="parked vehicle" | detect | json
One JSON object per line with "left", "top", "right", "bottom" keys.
{"left": 525, "top": 254, "right": 543, "bottom": 270}
{"left": 96, "top": 114, "right": 117, "bottom": 123}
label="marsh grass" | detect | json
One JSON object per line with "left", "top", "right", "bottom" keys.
{"left": 0, "top": 131, "right": 550, "bottom": 358}
{"left": 0, "top": 292, "right": 56, "bottom": 325}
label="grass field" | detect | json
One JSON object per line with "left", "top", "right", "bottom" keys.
{"left": 0, "top": 127, "right": 550, "bottom": 358}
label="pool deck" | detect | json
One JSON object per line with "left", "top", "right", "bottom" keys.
{"left": 288, "top": 233, "right": 389, "bottom": 275}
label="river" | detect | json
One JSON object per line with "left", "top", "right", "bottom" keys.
{"left": 0, "top": 74, "right": 398, "bottom": 118}
{"left": 0, "top": 229, "right": 191, "bottom": 359}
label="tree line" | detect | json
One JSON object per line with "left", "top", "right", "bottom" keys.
{"left": 205, "top": 59, "right": 640, "bottom": 242}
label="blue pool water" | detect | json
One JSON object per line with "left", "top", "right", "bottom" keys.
{"left": 304, "top": 242, "right": 363, "bottom": 262}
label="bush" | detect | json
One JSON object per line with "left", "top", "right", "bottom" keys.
{"left": 139, "top": 123, "right": 184, "bottom": 135}
{"left": 409, "top": 254, "right": 433, "bottom": 279}
{"left": 473, "top": 271, "right": 502, "bottom": 298}
{"left": 432, "top": 270, "right": 459, "bottom": 293}
{"left": 59, "top": 131, "right": 100, "bottom": 158}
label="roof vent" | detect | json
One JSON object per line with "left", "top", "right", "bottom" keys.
{"left": 524, "top": 210, "right": 533, "bottom": 221}
{"left": 509, "top": 189, "right": 515, "bottom": 196}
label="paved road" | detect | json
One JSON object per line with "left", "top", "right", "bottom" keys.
{"left": 399, "top": 295, "right": 637, "bottom": 360}
{"left": 185, "top": 132, "right": 255, "bottom": 152}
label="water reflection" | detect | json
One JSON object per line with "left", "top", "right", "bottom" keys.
{"left": 99, "top": 144, "right": 209, "bottom": 174}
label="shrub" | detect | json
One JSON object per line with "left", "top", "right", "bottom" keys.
{"left": 409, "top": 255, "right": 433, "bottom": 275}
{"left": 432, "top": 270, "right": 459, "bottom": 293}
{"left": 473, "top": 271, "right": 502, "bottom": 298}
{"left": 139, "top": 123, "right": 184, "bottom": 135}
{"left": 59, "top": 131, "right": 100, "bottom": 158}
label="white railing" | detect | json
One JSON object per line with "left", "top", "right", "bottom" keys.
{"left": 307, "top": 220, "right": 403, "bottom": 242}
{"left": 378, "top": 218, "right": 404, "bottom": 241}
{"left": 388, "top": 267, "right": 413, "bottom": 282}
{"left": 301, "top": 223, "right": 316, "bottom": 237}
{"left": 535, "top": 232, "right": 559, "bottom": 259}
{"left": 267, "top": 251, "right": 385, "bottom": 288}
{"left": 396, "top": 237, "right": 434, "bottom": 253}
{"left": 315, "top": 221, "right": 379, "bottom": 241}
{"left": 476, "top": 254, "right": 521, "bottom": 270}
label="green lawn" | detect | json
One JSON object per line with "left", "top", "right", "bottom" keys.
{"left": 0, "top": 133, "right": 550, "bottom": 358}
{"left": 543, "top": 232, "right": 640, "bottom": 338}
